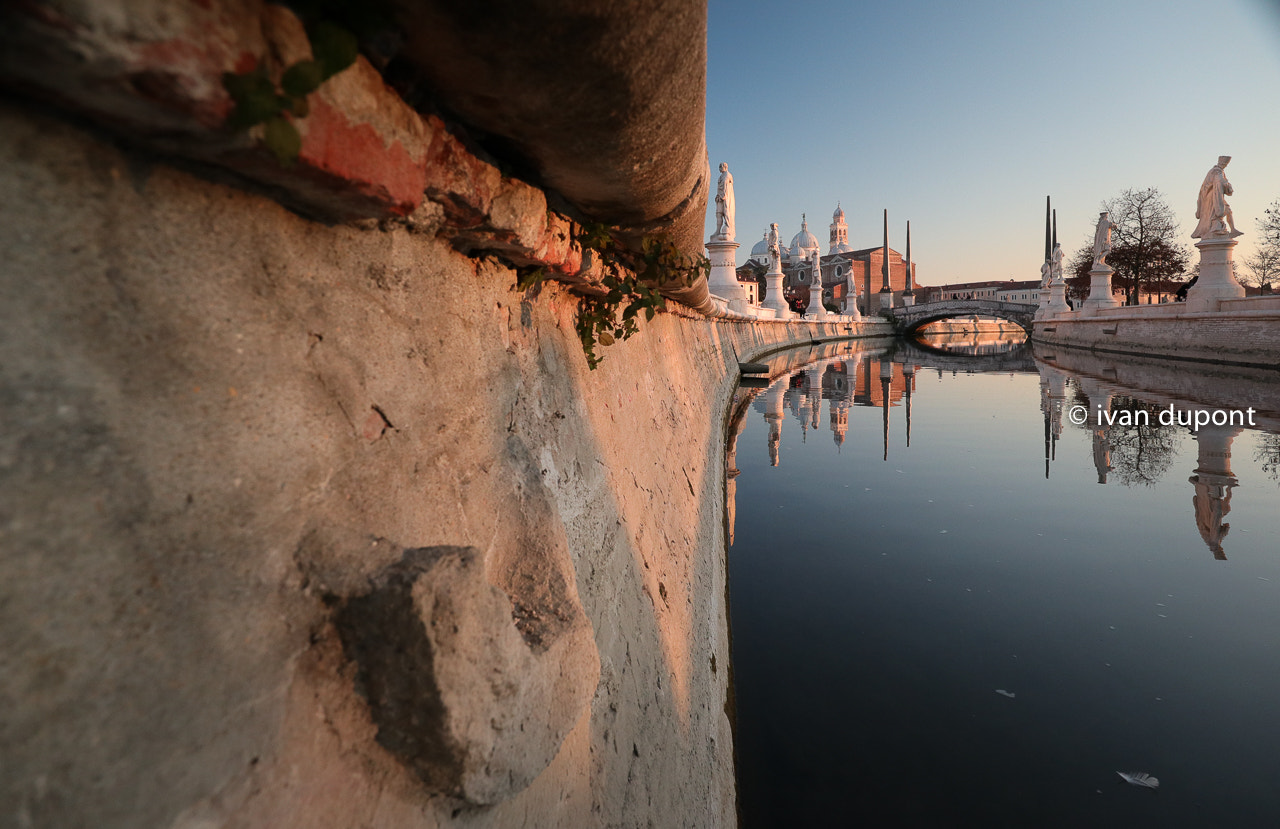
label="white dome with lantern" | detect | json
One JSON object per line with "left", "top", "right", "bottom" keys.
{"left": 788, "top": 214, "right": 820, "bottom": 261}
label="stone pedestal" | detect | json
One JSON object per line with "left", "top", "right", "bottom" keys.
{"left": 805, "top": 280, "right": 827, "bottom": 318}
{"left": 879, "top": 289, "right": 893, "bottom": 311}
{"left": 762, "top": 267, "right": 791, "bottom": 318}
{"left": 705, "top": 238, "right": 746, "bottom": 304}
{"left": 901, "top": 294, "right": 915, "bottom": 307}
{"left": 1035, "top": 278, "right": 1071, "bottom": 319}
{"left": 1082, "top": 264, "right": 1120, "bottom": 311}
{"left": 844, "top": 292, "right": 861, "bottom": 321}
{"left": 1187, "top": 236, "right": 1245, "bottom": 312}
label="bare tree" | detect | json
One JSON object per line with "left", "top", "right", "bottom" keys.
{"left": 1241, "top": 199, "right": 1280, "bottom": 289}
{"left": 1090, "top": 188, "right": 1191, "bottom": 306}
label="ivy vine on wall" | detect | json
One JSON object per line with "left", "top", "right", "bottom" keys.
{"left": 518, "top": 224, "right": 710, "bottom": 370}
{"left": 221, "top": 21, "right": 358, "bottom": 164}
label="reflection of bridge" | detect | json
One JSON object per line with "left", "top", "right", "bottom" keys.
{"left": 890, "top": 299, "right": 1037, "bottom": 334}
{"left": 892, "top": 338, "right": 1036, "bottom": 373}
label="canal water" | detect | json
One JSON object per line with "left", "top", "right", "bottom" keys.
{"left": 725, "top": 334, "right": 1280, "bottom": 827}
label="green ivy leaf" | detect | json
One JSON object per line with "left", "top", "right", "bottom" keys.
{"left": 308, "top": 21, "right": 359, "bottom": 79}
{"left": 263, "top": 116, "right": 302, "bottom": 165}
{"left": 223, "top": 68, "right": 281, "bottom": 129}
{"left": 282, "top": 59, "right": 326, "bottom": 98}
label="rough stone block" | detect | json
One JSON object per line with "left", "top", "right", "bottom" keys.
{"left": 334, "top": 545, "right": 598, "bottom": 805}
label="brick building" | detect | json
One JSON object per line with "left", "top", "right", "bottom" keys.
{"left": 737, "top": 205, "right": 919, "bottom": 313}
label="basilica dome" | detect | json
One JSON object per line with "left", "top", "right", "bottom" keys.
{"left": 749, "top": 231, "right": 769, "bottom": 262}
{"left": 788, "top": 215, "right": 820, "bottom": 260}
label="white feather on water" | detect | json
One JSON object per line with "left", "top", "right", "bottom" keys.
{"left": 1117, "top": 771, "right": 1159, "bottom": 789}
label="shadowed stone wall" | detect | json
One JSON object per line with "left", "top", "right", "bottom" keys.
{"left": 0, "top": 98, "right": 893, "bottom": 828}
{"left": 0, "top": 101, "right": 738, "bottom": 828}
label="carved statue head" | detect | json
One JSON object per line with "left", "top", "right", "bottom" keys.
{"left": 1218, "top": 155, "right": 1232, "bottom": 168}
{"left": 719, "top": 162, "right": 728, "bottom": 173}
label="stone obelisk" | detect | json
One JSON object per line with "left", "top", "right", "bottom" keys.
{"left": 901, "top": 221, "right": 915, "bottom": 307}
{"left": 879, "top": 209, "right": 893, "bottom": 311}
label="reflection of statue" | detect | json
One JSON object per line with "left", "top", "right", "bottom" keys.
{"left": 767, "top": 222, "right": 781, "bottom": 272}
{"left": 714, "top": 162, "right": 735, "bottom": 240}
{"left": 1092, "top": 211, "right": 1117, "bottom": 268}
{"left": 1191, "top": 156, "right": 1241, "bottom": 239}
{"left": 1190, "top": 477, "right": 1232, "bottom": 560}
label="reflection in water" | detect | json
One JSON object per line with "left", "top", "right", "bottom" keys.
{"left": 916, "top": 327, "right": 1028, "bottom": 357}
{"left": 727, "top": 338, "right": 1280, "bottom": 826}
{"left": 1037, "top": 347, "right": 1280, "bottom": 559}
{"left": 729, "top": 340, "right": 1280, "bottom": 562}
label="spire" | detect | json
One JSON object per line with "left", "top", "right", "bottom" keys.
{"left": 902, "top": 220, "right": 914, "bottom": 297}
{"left": 1045, "top": 196, "right": 1051, "bottom": 262}
{"left": 880, "top": 209, "right": 891, "bottom": 292}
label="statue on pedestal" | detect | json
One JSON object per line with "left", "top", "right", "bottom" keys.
{"left": 1039, "top": 259, "right": 1052, "bottom": 289}
{"left": 767, "top": 222, "right": 781, "bottom": 272}
{"left": 1092, "top": 211, "right": 1117, "bottom": 268}
{"left": 1050, "top": 242, "right": 1065, "bottom": 282}
{"left": 1192, "top": 156, "right": 1242, "bottom": 239}
{"left": 714, "top": 162, "right": 735, "bottom": 241}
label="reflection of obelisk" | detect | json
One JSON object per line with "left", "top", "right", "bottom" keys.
{"left": 903, "top": 361, "right": 915, "bottom": 448}
{"left": 1189, "top": 421, "right": 1241, "bottom": 560}
{"left": 1037, "top": 366, "right": 1067, "bottom": 477}
{"left": 880, "top": 360, "right": 893, "bottom": 460}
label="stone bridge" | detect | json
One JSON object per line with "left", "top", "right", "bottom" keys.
{"left": 890, "top": 298, "right": 1037, "bottom": 334}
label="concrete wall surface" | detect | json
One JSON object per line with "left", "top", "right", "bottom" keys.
{"left": 0, "top": 101, "right": 737, "bottom": 828}
{"left": 0, "top": 101, "right": 894, "bottom": 828}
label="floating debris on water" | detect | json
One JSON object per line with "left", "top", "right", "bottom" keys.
{"left": 1117, "top": 771, "right": 1159, "bottom": 789}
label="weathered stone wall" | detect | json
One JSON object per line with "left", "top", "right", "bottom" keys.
{"left": 0, "top": 101, "right": 891, "bottom": 828}
{"left": 1033, "top": 309, "right": 1280, "bottom": 368}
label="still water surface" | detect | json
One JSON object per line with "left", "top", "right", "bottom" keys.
{"left": 726, "top": 335, "right": 1280, "bottom": 827}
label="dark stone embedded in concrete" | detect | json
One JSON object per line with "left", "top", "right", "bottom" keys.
{"left": 332, "top": 542, "right": 599, "bottom": 805}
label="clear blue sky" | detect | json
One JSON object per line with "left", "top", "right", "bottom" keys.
{"left": 704, "top": 0, "right": 1280, "bottom": 286}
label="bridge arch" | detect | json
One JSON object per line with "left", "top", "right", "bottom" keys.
{"left": 889, "top": 298, "right": 1037, "bottom": 335}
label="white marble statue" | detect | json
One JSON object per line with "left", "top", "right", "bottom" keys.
{"left": 767, "top": 222, "right": 781, "bottom": 272}
{"left": 1050, "top": 242, "right": 1065, "bottom": 282}
{"left": 1039, "top": 259, "right": 1052, "bottom": 289}
{"left": 1092, "top": 211, "right": 1118, "bottom": 268}
{"left": 1192, "top": 156, "right": 1241, "bottom": 239}
{"left": 714, "top": 162, "right": 735, "bottom": 240}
